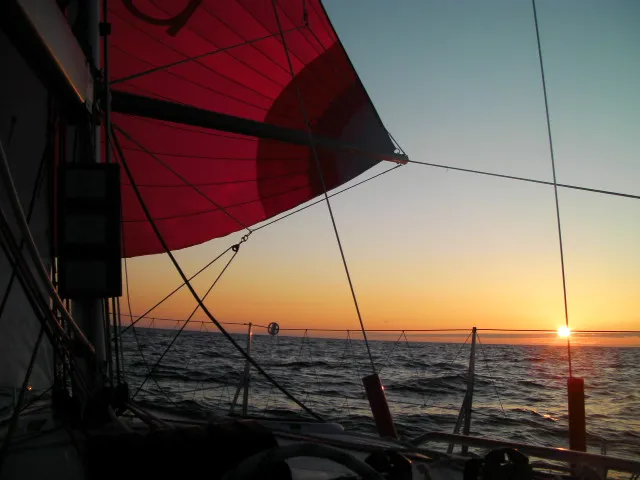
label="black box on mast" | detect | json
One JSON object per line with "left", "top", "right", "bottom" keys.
{"left": 57, "top": 164, "right": 122, "bottom": 299}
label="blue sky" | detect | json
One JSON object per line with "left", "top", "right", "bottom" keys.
{"left": 127, "top": 0, "right": 639, "bottom": 338}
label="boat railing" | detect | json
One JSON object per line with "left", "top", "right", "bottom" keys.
{"left": 116, "top": 315, "right": 639, "bottom": 472}
{"left": 411, "top": 432, "right": 640, "bottom": 474}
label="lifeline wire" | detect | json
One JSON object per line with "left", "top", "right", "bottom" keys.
{"left": 123, "top": 252, "right": 178, "bottom": 408}
{"left": 532, "top": 0, "right": 572, "bottom": 376}
{"left": 476, "top": 334, "right": 507, "bottom": 419}
{"left": 133, "top": 246, "right": 241, "bottom": 399}
{"left": 120, "top": 189, "right": 179, "bottom": 407}
{"left": 119, "top": 245, "right": 236, "bottom": 335}
{"left": 112, "top": 128, "right": 323, "bottom": 421}
{"left": 272, "top": 0, "right": 377, "bottom": 375}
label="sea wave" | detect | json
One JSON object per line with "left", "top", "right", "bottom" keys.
{"left": 121, "top": 329, "right": 640, "bottom": 463}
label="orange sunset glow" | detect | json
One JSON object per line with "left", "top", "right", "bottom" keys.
{"left": 121, "top": 0, "right": 640, "bottom": 349}
{"left": 123, "top": 186, "right": 640, "bottom": 348}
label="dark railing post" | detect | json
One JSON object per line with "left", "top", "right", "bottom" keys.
{"left": 363, "top": 374, "right": 398, "bottom": 439}
{"left": 568, "top": 376, "right": 586, "bottom": 451}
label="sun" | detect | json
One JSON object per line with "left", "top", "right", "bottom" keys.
{"left": 558, "top": 326, "right": 571, "bottom": 338}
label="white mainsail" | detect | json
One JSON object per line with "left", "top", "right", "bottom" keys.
{"left": 0, "top": 29, "right": 53, "bottom": 393}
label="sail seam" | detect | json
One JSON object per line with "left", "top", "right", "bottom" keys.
{"left": 110, "top": 44, "right": 280, "bottom": 116}
{"left": 113, "top": 124, "right": 253, "bottom": 232}
{"left": 120, "top": 182, "right": 312, "bottom": 224}
{"left": 111, "top": 26, "right": 302, "bottom": 86}
{"left": 110, "top": 8, "right": 288, "bottom": 101}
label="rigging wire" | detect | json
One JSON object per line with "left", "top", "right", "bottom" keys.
{"left": 112, "top": 124, "right": 252, "bottom": 233}
{"left": 111, "top": 26, "right": 306, "bottom": 85}
{"left": 111, "top": 297, "right": 121, "bottom": 384}
{"left": 0, "top": 137, "right": 48, "bottom": 323}
{"left": 532, "top": 0, "right": 572, "bottom": 377}
{"left": 475, "top": 334, "right": 507, "bottom": 419}
{"left": 0, "top": 139, "right": 94, "bottom": 356}
{"left": 133, "top": 245, "right": 241, "bottom": 399}
{"left": 119, "top": 245, "right": 236, "bottom": 335}
{"left": 272, "top": 0, "right": 377, "bottom": 375}
{"left": 376, "top": 331, "right": 405, "bottom": 375}
{"left": 112, "top": 128, "right": 323, "bottom": 421}
{"left": 0, "top": 326, "right": 45, "bottom": 474}
{"left": 109, "top": 38, "right": 280, "bottom": 114}
{"left": 0, "top": 198, "right": 88, "bottom": 396}
{"left": 116, "top": 0, "right": 321, "bottom": 111}
{"left": 119, "top": 169, "right": 178, "bottom": 406}
{"left": 405, "top": 159, "right": 640, "bottom": 201}
{"left": 253, "top": 164, "right": 403, "bottom": 231}
{"left": 103, "top": 299, "right": 114, "bottom": 385}
{"left": 420, "top": 333, "right": 472, "bottom": 411}
{"left": 122, "top": 249, "right": 178, "bottom": 408}
{"left": 115, "top": 299, "right": 127, "bottom": 378}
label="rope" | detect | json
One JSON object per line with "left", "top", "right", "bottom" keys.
{"left": 120, "top": 174, "right": 177, "bottom": 405}
{"left": 405, "top": 159, "right": 640, "bottom": 201}
{"left": 111, "top": 297, "right": 121, "bottom": 384}
{"left": 119, "top": 245, "right": 236, "bottom": 334}
{"left": 133, "top": 246, "right": 241, "bottom": 399}
{"left": 104, "top": 298, "right": 114, "bottom": 385}
{"left": 0, "top": 138, "right": 94, "bottom": 356}
{"left": 0, "top": 326, "right": 44, "bottom": 474}
{"left": 0, "top": 199, "right": 88, "bottom": 396}
{"left": 531, "top": 0, "right": 572, "bottom": 377}
{"left": 112, "top": 128, "right": 323, "bottom": 421}
{"left": 0, "top": 138, "right": 48, "bottom": 324}
{"left": 122, "top": 253, "right": 178, "bottom": 408}
{"left": 475, "top": 334, "right": 507, "bottom": 419}
{"left": 272, "top": 0, "right": 377, "bottom": 375}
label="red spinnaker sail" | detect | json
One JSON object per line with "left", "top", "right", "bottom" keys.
{"left": 108, "top": 0, "right": 398, "bottom": 257}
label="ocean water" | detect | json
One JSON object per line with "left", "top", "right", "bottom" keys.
{"left": 122, "top": 328, "right": 640, "bottom": 462}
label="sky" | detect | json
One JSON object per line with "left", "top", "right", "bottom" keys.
{"left": 124, "top": 0, "right": 640, "bottom": 345}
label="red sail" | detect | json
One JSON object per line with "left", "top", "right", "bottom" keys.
{"left": 108, "top": 0, "right": 398, "bottom": 257}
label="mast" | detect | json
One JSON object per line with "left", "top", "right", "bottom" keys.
{"left": 69, "top": 0, "right": 106, "bottom": 396}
